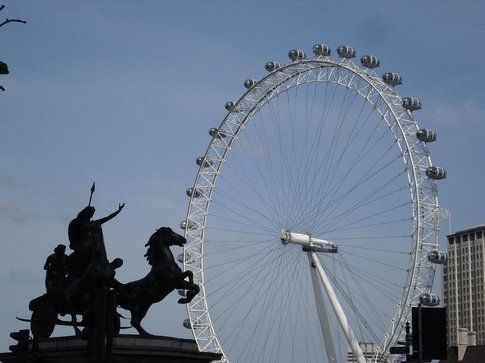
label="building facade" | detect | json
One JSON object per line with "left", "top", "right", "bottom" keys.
{"left": 443, "top": 225, "right": 485, "bottom": 346}
{"left": 347, "top": 342, "right": 384, "bottom": 362}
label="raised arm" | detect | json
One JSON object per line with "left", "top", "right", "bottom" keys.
{"left": 94, "top": 203, "right": 125, "bottom": 225}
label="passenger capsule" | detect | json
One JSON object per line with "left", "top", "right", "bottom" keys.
{"left": 382, "top": 72, "right": 402, "bottom": 86}
{"left": 402, "top": 97, "right": 422, "bottom": 111}
{"left": 312, "top": 44, "right": 331, "bottom": 56}
{"left": 244, "top": 79, "right": 257, "bottom": 89}
{"left": 177, "top": 252, "right": 193, "bottom": 263}
{"left": 416, "top": 129, "right": 437, "bottom": 143}
{"left": 265, "top": 61, "right": 281, "bottom": 72}
{"left": 209, "top": 127, "right": 227, "bottom": 139}
{"left": 183, "top": 319, "right": 192, "bottom": 329}
{"left": 427, "top": 250, "right": 447, "bottom": 264}
{"left": 426, "top": 166, "right": 447, "bottom": 180}
{"left": 180, "top": 220, "right": 197, "bottom": 230}
{"left": 225, "top": 101, "right": 239, "bottom": 111}
{"left": 183, "top": 319, "right": 201, "bottom": 329}
{"left": 337, "top": 45, "right": 356, "bottom": 58}
{"left": 360, "top": 55, "right": 380, "bottom": 68}
{"left": 288, "top": 49, "right": 306, "bottom": 61}
{"left": 196, "top": 157, "right": 213, "bottom": 168}
{"left": 186, "top": 187, "right": 203, "bottom": 198}
{"left": 419, "top": 293, "right": 440, "bottom": 307}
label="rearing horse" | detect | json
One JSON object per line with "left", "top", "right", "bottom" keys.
{"left": 117, "top": 227, "right": 199, "bottom": 335}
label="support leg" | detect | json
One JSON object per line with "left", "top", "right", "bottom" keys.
{"left": 307, "top": 253, "right": 337, "bottom": 362}
{"left": 309, "top": 252, "right": 367, "bottom": 363}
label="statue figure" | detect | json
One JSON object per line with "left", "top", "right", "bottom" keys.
{"left": 67, "top": 203, "right": 125, "bottom": 276}
{"left": 64, "top": 203, "right": 126, "bottom": 306}
{"left": 43, "top": 244, "right": 68, "bottom": 292}
{"left": 117, "top": 227, "right": 200, "bottom": 335}
{"left": 27, "top": 184, "right": 126, "bottom": 339}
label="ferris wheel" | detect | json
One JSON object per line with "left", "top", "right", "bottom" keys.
{"left": 180, "top": 43, "right": 447, "bottom": 363}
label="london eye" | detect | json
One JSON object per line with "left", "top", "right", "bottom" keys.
{"left": 181, "top": 43, "right": 446, "bottom": 362}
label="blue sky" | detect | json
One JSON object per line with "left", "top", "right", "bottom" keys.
{"left": 0, "top": 0, "right": 484, "bottom": 353}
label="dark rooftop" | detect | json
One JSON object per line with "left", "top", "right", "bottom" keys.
{"left": 447, "top": 224, "right": 485, "bottom": 238}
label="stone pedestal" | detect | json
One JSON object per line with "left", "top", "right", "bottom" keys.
{"left": 0, "top": 334, "right": 222, "bottom": 363}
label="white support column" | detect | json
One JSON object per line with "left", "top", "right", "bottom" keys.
{"left": 309, "top": 252, "right": 367, "bottom": 363}
{"left": 307, "top": 253, "right": 337, "bottom": 362}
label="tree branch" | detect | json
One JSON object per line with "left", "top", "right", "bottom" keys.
{"left": 0, "top": 18, "right": 27, "bottom": 28}
{"left": 0, "top": 5, "right": 5, "bottom": 12}
{"left": 0, "top": 85, "right": 5, "bottom": 91}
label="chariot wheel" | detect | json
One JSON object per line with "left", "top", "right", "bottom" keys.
{"left": 29, "top": 295, "right": 57, "bottom": 339}
{"left": 182, "top": 44, "right": 446, "bottom": 362}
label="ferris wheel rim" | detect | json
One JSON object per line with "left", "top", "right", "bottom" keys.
{"left": 182, "top": 54, "right": 440, "bottom": 362}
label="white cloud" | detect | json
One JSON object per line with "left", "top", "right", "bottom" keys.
{"left": 0, "top": 198, "right": 35, "bottom": 223}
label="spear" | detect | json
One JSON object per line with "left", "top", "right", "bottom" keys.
{"left": 88, "top": 182, "right": 95, "bottom": 206}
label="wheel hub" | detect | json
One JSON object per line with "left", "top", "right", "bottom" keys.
{"left": 280, "top": 229, "right": 338, "bottom": 253}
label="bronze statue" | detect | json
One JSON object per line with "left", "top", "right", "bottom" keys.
{"left": 117, "top": 227, "right": 200, "bottom": 335}
{"left": 23, "top": 185, "right": 200, "bottom": 341}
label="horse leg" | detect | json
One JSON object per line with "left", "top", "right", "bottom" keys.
{"left": 177, "top": 280, "right": 200, "bottom": 304}
{"left": 130, "top": 305, "right": 152, "bottom": 336}
{"left": 130, "top": 307, "right": 142, "bottom": 335}
{"left": 71, "top": 314, "right": 82, "bottom": 336}
{"left": 181, "top": 270, "right": 194, "bottom": 284}
{"left": 136, "top": 304, "right": 152, "bottom": 335}
{"left": 178, "top": 271, "right": 198, "bottom": 303}
{"left": 186, "top": 283, "right": 200, "bottom": 303}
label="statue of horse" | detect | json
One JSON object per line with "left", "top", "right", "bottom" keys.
{"left": 117, "top": 227, "right": 199, "bottom": 335}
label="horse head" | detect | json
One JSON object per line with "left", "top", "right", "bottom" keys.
{"left": 144, "top": 227, "right": 186, "bottom": 265}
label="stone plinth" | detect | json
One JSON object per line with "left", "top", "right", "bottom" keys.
{"left": 0, "top": 334, "right": 222, "bottom": 362}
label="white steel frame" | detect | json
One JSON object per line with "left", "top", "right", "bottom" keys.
{"left": 308, "top": 250, "right": 366, "bottom": 363}
{"left": 182, "top": 53, "right": 441, "bottom": 363}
